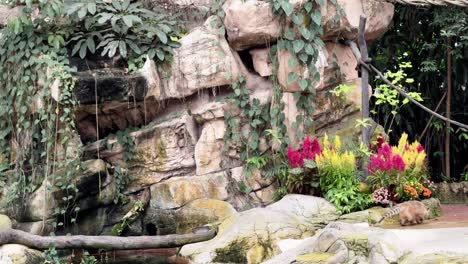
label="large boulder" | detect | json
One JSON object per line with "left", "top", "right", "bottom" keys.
{"left": 194, "top": 119, "right": 226, "bottom": 175}
{"left": 15, "top": 159, "right": 111, "bottom": 222}
{"left": 222, "top": 0, "right": 281, "bottom": 50}
{"left": 435, "top": 182, "right": 468, "bottom": 204}
{"left": 149, "top": 172, "right": 230, "bottom": 210}
{"left": 180, "top": 195, "right": 338, "bottom": 264}
{"left": 222, "top": 0, "right": 394, "bottom": 51}
{"left": 144, "top": 198, "right": 237, "bottom": 235}
{"left": 83, "top": 112, "right": 198, "bottom": 192}
{"left": 160, "top": 16, "right": 241, "bottom": 99}
{"left": 263, "top": 222, "right": 404, "bottom": 264}
{"left": 0, "top": 214, "right": 12, "bottom": 231}
{"left": 0, "top": 244, "right": 44, "bottom": 264}
{"left": 323, "top": 0, "right": 394, "bottom": 41}
{"left": 399, "top": 252, "right": 468, "bottom": 264}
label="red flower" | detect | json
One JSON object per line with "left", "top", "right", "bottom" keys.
{"left": 367, "top": 144, "right": 406, "bottom": 173}
{"left": 417, "top": 144, "right": 424, "bottom": 153}
{"left": 391, "top": 154, "right": 406, "bottom": 172}
{"left": 287, "top": 147, "right": 303, "bottom": 168}
{"left": 376, "top": 134, "right": 385, "bottom": 149}
{"left": 301, "top": 137, "right": 322, "bottom": 161}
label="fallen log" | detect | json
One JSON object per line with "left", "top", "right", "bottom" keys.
{"left": 0, "top": 228, "right": 216, "bottom": 250}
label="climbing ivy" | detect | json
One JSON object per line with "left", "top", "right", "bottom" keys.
{"left": 222, "top": 77, "right": 271, "bottom": 182}
{"left": 0, "top": 0, "right": 182, "bottom": 230}
{"left": 0, "top": 1, "right": 83, "bottom": 230}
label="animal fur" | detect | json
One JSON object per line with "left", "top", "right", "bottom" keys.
{"left": 378, "top": 200, "right": 430, "bottom": 226}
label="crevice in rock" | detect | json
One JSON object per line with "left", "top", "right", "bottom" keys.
{"left": 145, "top": 223, "right": 157, "bottom": 236}
{"left": 237, "top": 49, "right": 256, "bottom": 73}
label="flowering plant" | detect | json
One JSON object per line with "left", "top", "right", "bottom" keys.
{"left": 367, "top": 133, "right": 433, "bottom": 203}
{"left": 316, "top": 135, "right": 372, "bottom": 213}
{"left": 284, "top": 137, "right": 322, "bottom": 194}
{"left": 372, "top": 187, "right": 391, "bottom": 205}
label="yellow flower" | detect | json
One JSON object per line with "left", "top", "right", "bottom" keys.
{"left": 396, "top": 132, "right": 408, "bottom": 156}
{"left": 323, "top": 134, "right": 330, "bottom": 148}
{"left": 333, "top": 135, "right": 342, "bottom": 151}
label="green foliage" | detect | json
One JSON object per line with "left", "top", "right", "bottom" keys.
{"left": 79, "top": 253, "right": 98, "bottom": 264}
{"left": 372, "top": 61, "right": 423, "bottom": 134}
{"left": 223, "top": 76, "right": 270, "bottom": 176}
{"left": 43, "top": 247, "right": 66, "bottom": 264}
{"left": 111, "top": 200, "right": 144, "bottom": 236}
{"left": 105, "top": 127, "right": 137, "bottom": 204}
{"left": 66, "top": 0, "right": 181, "bottom": 63}
{"left": 270, "top": 0, "right": 344, "bottom": 139}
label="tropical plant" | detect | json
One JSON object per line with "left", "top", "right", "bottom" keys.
{"left": 66, "top": 0, "right": 181, "bottom": 64}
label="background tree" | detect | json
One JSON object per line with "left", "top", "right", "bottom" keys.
{"left": 370, "top": 5, "right": 468, "bottom": 182}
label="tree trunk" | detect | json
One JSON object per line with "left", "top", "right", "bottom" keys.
{"left": 0, "top": 228, "right": 216, "bottom": 250}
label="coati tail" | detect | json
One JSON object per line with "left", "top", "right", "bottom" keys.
{"left": 378, "top": 206, "right": 401, "bottom": 224}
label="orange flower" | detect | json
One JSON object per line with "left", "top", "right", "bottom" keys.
{"left": 421, "top": 187, "right": 432, "bottom": 198}
{"left": 404, "top": 184, "right": 418, "bottom": 198}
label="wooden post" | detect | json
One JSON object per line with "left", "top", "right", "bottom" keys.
{"left": 445, "top": 37, "right": 452, "bottom": 180}
{"left": 357, "top": 16, "right": 370, "bottom": 178}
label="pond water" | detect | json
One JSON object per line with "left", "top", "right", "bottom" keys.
{"left": 90, "top": 248, "right": 189, "bottom": 264}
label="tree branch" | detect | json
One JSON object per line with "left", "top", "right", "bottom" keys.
{"left": 0, "top": 228, "right": 216, "bottom": 250}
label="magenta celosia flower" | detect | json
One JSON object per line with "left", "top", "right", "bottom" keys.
{"left": 376, "top": 135, "right": 385, "bottom": 149}
{"left": 287, "top": 147, "right": 304, "bottom": 168}
{"left": 391, "top": 154, "right": 406, "bottom": 172}
{"left": 367, "top": 143, "right": 406, "bottom": 173}
{"left": 301, "top": 137, "right": 322, "bottom": 161}
{"left": 417, "top": 144, "right": 424, "bottom": 153}
{"left": 378, "top": 144, "right": 392, "bottom": 159}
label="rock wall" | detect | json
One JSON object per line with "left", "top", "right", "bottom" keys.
{"left": 0, "top": 0, "right": 394, "bottom": 236}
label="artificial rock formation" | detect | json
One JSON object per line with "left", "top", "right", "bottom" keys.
{"left": 0, "top": 0, "right": 395, "bottom": 245}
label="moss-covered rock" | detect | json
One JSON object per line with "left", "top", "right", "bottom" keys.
{"left": 0, "top": 244, "right": 44, "bottom": 264}
{"left": 180, "top": 195, "right": 339, "bottom": 264}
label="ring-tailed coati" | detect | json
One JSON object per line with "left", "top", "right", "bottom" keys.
{"left": 378, "top": 200, "right": 430, "bottom": 226}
